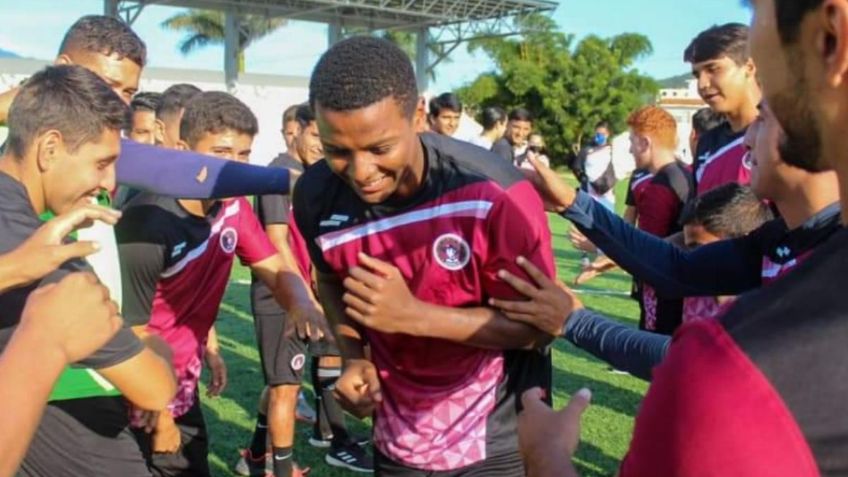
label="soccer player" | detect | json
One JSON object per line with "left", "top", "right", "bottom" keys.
{"left": 281, "top": 104, "right": 301, "bottom": 152}
{"left": 154, "top": 83, "right": 202, "bottom": 149}
{"left": 117, "top": 91, "right": 325, "bottom": 477}
{"left": 127, "top": 92, "right": 162, "bottom": 145}
{"left": 492, "top": 107, "right": 533, "bottom": 164}
{"left": 0, "top": 64, "right": 177, "bottom": 477}
{"left": 428, "top": 93, "right": 463, "bottom": 137}
{"left": 687, "top": 23, "right": 762, "bottom": 194}
{"left": 621, "top": 106, "right": 694, "bottom": 334}
{"left": 294, "top": 37, "right": 554, "bottom": 476}
{"left": 239, "top": 104, "right": 370, "bottom": 477}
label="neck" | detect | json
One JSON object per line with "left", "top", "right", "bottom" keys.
{"left": 776, "top": 174, "right": 840, "bottom": 229}
{"left": 394, "top": 141, "right": 427, "bottom": 200}
{"left": 483, "top": 130, "right": 500, "bottom": 141}
{"left": 726, "top": 91, "right": 761, "bottom": 133}
{"left": 0, "top": 152, "right": 45, "bottom": 214}
{"left": 834, "top": 160, "right": 848, "bottom": 225}
{"left": 179, "top": 198, "right": 214, "bottom": 217}
{"left": 647, "top": 151, "right": 676, "bottom": 174}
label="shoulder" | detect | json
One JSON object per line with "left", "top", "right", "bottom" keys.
{"left": 116, "top": 193, "right": 181, "bottom": 242}
{"left": 423, "top": 133, "right": 524, "bottom": 191}
{"left": 269, "top": 153, "right": 304, "bottom": 171}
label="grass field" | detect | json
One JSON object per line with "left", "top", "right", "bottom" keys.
{"left": 202, "top": 180, "right": 646, "bottom": 477}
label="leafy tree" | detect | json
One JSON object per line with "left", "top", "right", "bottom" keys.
{"left": 457, "top": 15, "right": 658, "bottom": 164}
{"left": 161, "top": 9, "right": 286, "bottom": 73}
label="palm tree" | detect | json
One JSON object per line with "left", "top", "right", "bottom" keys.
{"left": 161, "top": 9, "right": 286, "bottom": 73}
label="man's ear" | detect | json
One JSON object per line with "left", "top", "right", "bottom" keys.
{"left": 820, "top": 0, "right": 848, "bottom": 88}
{"left": 175, "top": 139, "right": 191, "bottom": 152}
{"left": 54, "top": 54, "right": 73, "bottom": 66}
{"left": 413, "top": 96, "right": 427, "bottom": 132}
{"left": 35, "top": 130, "right": 63, "bottom": 173}
{"left": 154, "top": 118, "right": 166, "bottom": 145}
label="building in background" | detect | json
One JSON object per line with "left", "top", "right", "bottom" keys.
{"left": 657, "top": 78, "right": 706, "bottom": 163}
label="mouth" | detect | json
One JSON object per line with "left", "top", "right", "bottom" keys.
{"left": 357, "top": 174, "right": 389, "bottom": 195}
{"left": 702, "top": 92, "right": 722, "bottom": 104}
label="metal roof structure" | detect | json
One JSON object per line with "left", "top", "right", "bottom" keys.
{"left": 105, "top": 0, "right": 558, "bottom": 90}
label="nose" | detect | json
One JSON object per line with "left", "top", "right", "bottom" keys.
{"left": 101, "top": 163, "right": 117, "bottom": 194}
{"left": 349, "top": 153, "right": 377, "bottom": 183}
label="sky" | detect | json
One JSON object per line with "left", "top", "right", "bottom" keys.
{"left": 0, "top": 0, "right": 752, "bottom": 92}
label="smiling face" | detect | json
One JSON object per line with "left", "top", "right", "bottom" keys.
{"left": 507, "top": 119, "right": 532, "bottom": 147}
{"left": 430, "top": 108, "right": 461, "bottom": 137}
{"left": 41, "top": 128, "right": 121, "bottom": 214}
{"left": 691, "top": 55, "right": 755, "bottom": 115}
{"left": 57, "top": 51, "right": 141, "bottom": 105}
{"left": 188, "top": 129, "right": 253, "bottom": 163}
{"left": 316, "top": 96, "right": 427, "bottom": 204}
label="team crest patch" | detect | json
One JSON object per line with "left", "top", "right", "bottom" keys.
{"left": 433, "top": 233, "right": 471, "bottom": 271}
{"left": 290, "top": 353, "right": 306, "bottom": 371}
{"left": 219, "top": 227, "right": 238, "bottom": 254}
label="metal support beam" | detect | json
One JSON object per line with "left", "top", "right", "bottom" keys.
{"left": 224, "top": 11, "right": 239, "bottom": 92}
{"left": 328, "top": 21, "right": 342, "bottom": 46}
{"left": 415, "top": 27, "right": 430, "bottom": 93}
{"left": 104, "top": 0, "right": 119, "bottom": 17}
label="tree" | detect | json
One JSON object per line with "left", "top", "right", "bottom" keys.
{"left": 457, "top": 15, "right": 658, "bottom": 164}
{"left": 161, "top": 9, "right": 287, "bottom": 73}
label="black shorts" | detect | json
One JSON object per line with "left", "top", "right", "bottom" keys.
{"left": 253, "top": 311, "right": 340, "bottom": 386}
{"left": 134, "top": 398, "right": 211, "bottom": 477}
{"left": 21, "top": 396, "right": 150, "bottom": 477}
{"left": 374, "top": 449, "right": 525, "bottom": 477}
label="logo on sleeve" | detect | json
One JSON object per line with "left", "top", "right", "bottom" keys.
{"left": 290, "top": 353, "right": 306, "bottom": 371}
{"left": 433, "top": 233, "right": 471, "bottom": 271}
{"left": 219, "top": 227, "right": 238, "bottom": 254}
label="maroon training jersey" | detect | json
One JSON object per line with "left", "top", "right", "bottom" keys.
{"left": 294, "top": 133, "right": 554, "bottom": 471}
{"left": 694, "top": 123, "right": 751, "bottom": 195}
{"left": 117, "top": 195, "right": 276, "bottom": 417}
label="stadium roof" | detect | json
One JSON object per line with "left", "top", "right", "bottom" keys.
{"left": 109, "top": 0, "right": 557, "bottom": 31}
{"left": 106, "top": 0, "right": 559, "bottom": 90}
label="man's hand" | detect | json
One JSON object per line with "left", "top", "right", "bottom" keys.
{"left": 568, "top": 229, "right": 597, "bottom": 254}
{"left": 342, "top": 253, "right": 421, "bottom": 335}
{"left": 152, "top": 412, "right": 181, "bottom": 454}
{"left": 9, "top": 204, "right": 122, "bottom": 289}
{"left": 520, "top": 155, "right": 577, "bottom": 213}
{"left": 490, "top": 256, "right": 584, "bottom": 337}
{"left": 333, "top": 358, "right": 382, "bottom": 419}
{"left": 20, "top": 272, "right": 123, "bottom": 364}
{"left": 519, "top": 387, "right": 591, "bottom": 477}
{"left": 205, "top": 350, "right": 228, "bottom": 397}
{"left": 287, "top": 304, "right": 328, "bottom": 342}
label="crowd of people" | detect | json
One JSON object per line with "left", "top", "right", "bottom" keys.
{"left": 0, "top": 1, "right": 846, "bottom": 476}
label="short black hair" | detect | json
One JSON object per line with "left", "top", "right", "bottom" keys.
{"left": 681, "top": 183, "right": 772, "bottom": 238}
{"left": 480, "top": 106, "right": 507, "bottom": 130}
{"left": 282, "top": 104, "right": 300, "bottom": 125}
{"left": 684, "top": 23, "right": 749, "bottom": 65}
{"left": 595, "top": 120, "right": 611, "bottom": 131}
{"left": 130, "top": 92, "right": 162, "bottom": 113}
{"left": 309, "top": 36, "right": 418, "bottom": 118}
{"left": 180, "top": 91, "right": 258, "bottom": 147}
{"left": 691, "top": 107, "right": 725, "bottom": 135}
{"left": 774, "top": 0, "right": 825, "bottom": 43}
{"left": 295, "top": 103, "right": 315, "bottom": 128}
{"left": 429, "top": 93, "right": 462, "bottom": 117}
{"left": 156, "top": 83, "right": 202, "bottom": 121}
{"left": 508, "top": 107, "right": 533, "bottom": 123}
{"left": 6, "top": 65, "right": 127, "bottom": 158}
{"left": 58, "top": 15, "right": 146, "bottom": 67}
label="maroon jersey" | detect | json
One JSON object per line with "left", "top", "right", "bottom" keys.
{"left": 118, "top": 195, "right": 276, "bottom": 417}
{"left": 295, "top": 133, "right": 554, "bottom": 471}
{"left": 694, "top": 123, "right": 751, "bottom": 195}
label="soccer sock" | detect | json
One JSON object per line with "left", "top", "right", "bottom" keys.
{"left": 316, "top": 361, "right": 350, "bottom": 447}
{"left": 272, "top": 446, "right": 293, "bottom": 477}
{"left": 311, "top": 357, "right": 331, "bottom": 440}
{"left": 249, "top": 412, "right": 269, "bottom": 457}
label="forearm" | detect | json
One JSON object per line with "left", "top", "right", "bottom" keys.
{"left": 563, "top": 191, "right": 758, "bottom": 297}
{"left": 564, "top": 309, "right": 670, "bottom": 381}
{"left": 0, "top": 253, "right": 26, "bottom": 292}
{"left": 317, "top": 278, "right": 366, "bottom": 361}
{"left": 413, "top": 302, "right": 553, "bottom": 350}
{"left": 0, "top": 326, "right": 67, "bottom": 477}
{"left": 206, "top": 327, "right": 220, "bottom": 354}
{"left": 117, "top": 140, "right": 291, "bottom": 199}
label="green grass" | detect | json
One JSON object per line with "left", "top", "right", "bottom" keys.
{"left": 203, "top": 178, "right": 645, "bottom": 477}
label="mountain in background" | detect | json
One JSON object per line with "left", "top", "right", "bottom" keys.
{"left": 658, "top": 73, "right": 691, "bottom": 89}
{"left": 0, "top": 48, "right": 22, "bottom": 59}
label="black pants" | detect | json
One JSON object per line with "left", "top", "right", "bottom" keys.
{"left": 134, "top": 399, "right": 211, "bottom": 477}
{"left": 374, "top": 449, "right": 525, "bottom": 477}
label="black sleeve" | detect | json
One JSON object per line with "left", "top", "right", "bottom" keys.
{"left": 41, "top": 267, "right": 145, "bottom": 369}
{"left": 491, "top": 139, "right": 513, "bottom": 164}
{"left": 292, "top": 177, "right": 334, "bottom": 275}
{"left": 257, "top": 193, "right": 291, "bottom": 226}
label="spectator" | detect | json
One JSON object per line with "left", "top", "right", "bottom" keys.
{"left": 470, "top": 106, "right": 507, "bottom": 150}
{"left": 126, "top": 92, "right": 161, "bottom": 145}
{"left": 427, "top": 92, "right": 462, "bottom": 137}
{"left": 492, "top": 107, "right": 533, "bottom": 163}
{"left": 574, "top": 121, "right": 618, "bottom": 211}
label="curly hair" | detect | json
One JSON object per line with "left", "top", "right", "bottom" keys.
{"left": 59, "top": 15, "right": 146, "bottom": 67}
{"left": 627, "top": 106, "right": 678, "bottom": 150}
{"left": 309, "top": 36, "right": 418, "bottom": 118}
